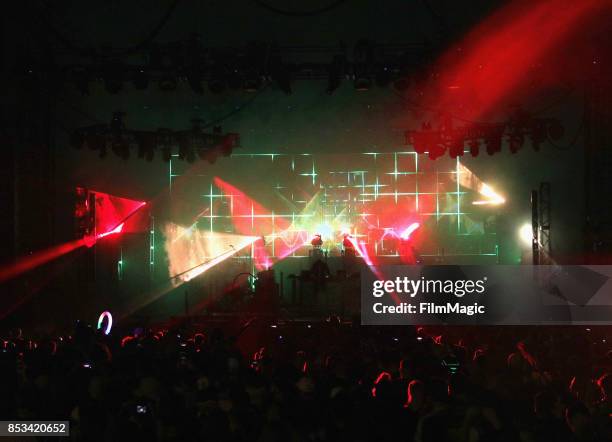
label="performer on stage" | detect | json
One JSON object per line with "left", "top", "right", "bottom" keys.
{"left": 398, "top": 222, "right": 421, "bottom": 264}
{"left": 342, "top": 233, "right": 355, "bottom": 257}
{"left": 311, "top": 233, "right": 323, "bottom": 248}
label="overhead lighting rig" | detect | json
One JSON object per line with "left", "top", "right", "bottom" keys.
{"left": 71, "top": 113, "right": 240, "bottom": 163}
{"left": 52, "top": 39, "right": 426, "bottom": 96}
{"left": 405, "top": 109, "right": 564, "bottom": 160}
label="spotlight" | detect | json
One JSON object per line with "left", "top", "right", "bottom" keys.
{"left": 428, "top": 143, "right": 445, "bottom": 160}
{"left": 110, "top": 111, "right": 126, "bottom": 136}
{"left": 448, "top": 138, "right": 465, "bottom": 158}
{"left": 243, "top": 76, "right": 262, "bottom": 92}
{"left": 132, "top": 69, "right": 149, "bottom": 90}
{"left": 519, "top": 223, "right": 533, "bottom": 246}
{"left": 354, "top": 76, "right": 372, "bottom": 91}
{"left": 473, "top": 183, "right": 505, "bottom": 205}
{"left": 469, "top": 139, "right": 480, "bottom": 157}
{"left": 159, "top": 75, "right": 178, "bottom": 91}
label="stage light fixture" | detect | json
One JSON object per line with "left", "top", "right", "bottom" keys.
{"left": 469, "top": 139, "right": 480, "bottom": 157}
{"left": 519, "top": 223, "right": 533, "bottom": 246}
{"left": 484, "top": 125, "right": 504, "bottom": 155}
{"left": 198, "top": 147, "right": 218, "bottom": 164}
{"left": 159, "top": 75, "right": 178, "bottom": 91}
{"left": 132, "top": 69, "right": 149, "bottom": 90}
{"left": 473, "top": 183, "right": 505, "bottom": 205}
{"left": 508, "top": 130, "right": 524, "bottom": 154}
{"left": 243, "top": 76, "right": 262, "bottom": 92}
{"left": 428, "top": 143, "right": 446, "bottom": 160}
{"left": 449, "top": 138, "right": 465, "bottom": 158}
{"left": 227, "top": 69, "right": 242, "bottom": 90}
{"left": 354, "top": 76, "right": 372, "bottom": 91}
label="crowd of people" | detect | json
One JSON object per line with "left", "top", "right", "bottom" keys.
{"left": 1, "top": 321, "right": 610, "bottom": 441}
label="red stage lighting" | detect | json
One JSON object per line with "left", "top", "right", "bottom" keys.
{"left": 427, "top": 0, "right": 607, "bottom": 122}
{"left": 468, "top": 139, "right": 480, "bottom": 157}
{"left": 448, "top": 138, "right": 465, "bottom": 159}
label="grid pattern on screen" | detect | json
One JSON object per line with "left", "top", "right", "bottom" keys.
{"left": 168, "top": 152, "right": 498, "bottom": 258}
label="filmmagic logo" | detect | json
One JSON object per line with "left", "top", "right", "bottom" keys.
{"left": 372, "top": 276, "right": 487, "bottom": 298}
{"left": 370, "top": 275, "right": 488, "bottom": 317}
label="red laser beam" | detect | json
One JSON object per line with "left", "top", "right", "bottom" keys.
{"left": 96, "top": 222, "right": 124, "bottom": 239}
{"left": 214, "top": 177, "right": 293, "bottom": 270}
{"left": 0, "top": 238, "right": 88, "bottom": 285}
{"left": 428, "top": 0, "right": 608, "bottom": 121}
{"left": 0, "top": 201, "right": 146, "bottom": 285}
{"left": 93, "top": 192, "right": 147, "bottom": 234}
